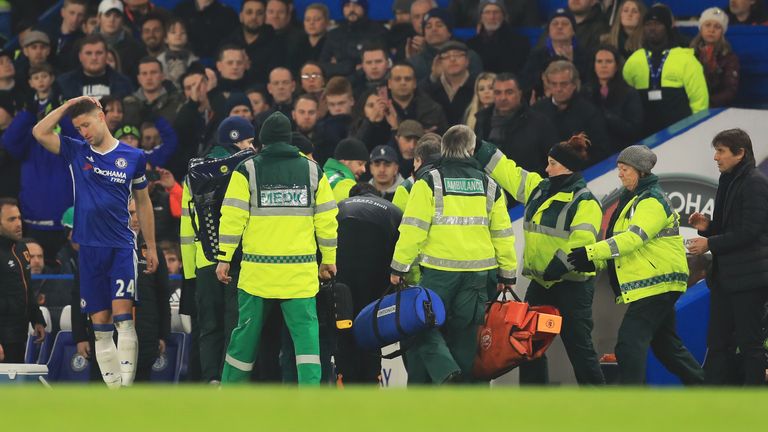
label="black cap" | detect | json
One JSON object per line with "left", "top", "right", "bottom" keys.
{"left": 370, "top": 145, "right": 399, "bottom": 163}
{"left": 334, "top": 138, "right": 369, "bottom": 162}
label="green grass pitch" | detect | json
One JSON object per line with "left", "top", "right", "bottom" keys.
{"left": 1, "top": 385, "right": 766, "bottom": 431}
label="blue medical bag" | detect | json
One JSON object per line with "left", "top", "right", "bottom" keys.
{"left": 353, "top": 284, "right": 446, "bottom": 353}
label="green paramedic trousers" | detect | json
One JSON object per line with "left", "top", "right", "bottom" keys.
{"left": 222, "top": 290, "right": 321, "bottom": 385}
{"left": 405, "top": 268, "right": 488, "bottom": 384}
{"left": 195, "top": 265, "right": 239, "bottom": 382}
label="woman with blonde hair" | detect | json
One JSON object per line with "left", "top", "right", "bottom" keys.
{"left": 600, "top": 0, "right": 647, "bottom": 60}
{"left": 462, "top": 72, "right": 496, "bottom": 130}
{"left": 691, "top": 7, "right": 740, "bottom": 107}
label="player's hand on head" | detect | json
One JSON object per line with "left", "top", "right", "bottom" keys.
{"left": 144, "top": 247, "right": 159, "bottom": 274}
{"left": 68, "top": 95, "right": 101, "bottom": 108}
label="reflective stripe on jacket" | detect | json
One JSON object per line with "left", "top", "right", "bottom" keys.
{"left": 219, "top": 143, "right": 338, "bottom": 298}
{"left": 586, "top": 175, "right": 688, "bottom": 304}
{"left": 476, "top": 141, "right": 602, "bottom": 287}
{"left": 391, "top": 157, "right": 517, "bottom": 278}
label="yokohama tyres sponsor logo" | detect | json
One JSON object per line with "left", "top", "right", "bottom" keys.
{"left": 93, "top": 166, "right": 127, "bottom": 183}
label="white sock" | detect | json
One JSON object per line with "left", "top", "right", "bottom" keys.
{"left": 94, "top": 325, "right": 122, "bottom": 389}
{"left": 114, "top": 316, "right": 138, "bottom": 386}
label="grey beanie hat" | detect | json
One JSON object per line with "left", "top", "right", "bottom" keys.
{"left": 617, "top": 145, "right": 657, "bottom": 174}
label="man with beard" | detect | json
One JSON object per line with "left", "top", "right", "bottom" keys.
{"left": 320, "top": 0, "right": 387, "bottom": 78}
{"left": 225, "top": 0, "right": 285, "bottom": 85}
{"left": 292, "top": 94, "right": 319, "bottom": 141}
{"left": 140, "top": 14, "right": 167, "bottom": 58}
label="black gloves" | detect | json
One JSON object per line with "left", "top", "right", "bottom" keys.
{"left": 567, "top": 247, "right": 595, "bottom": 272}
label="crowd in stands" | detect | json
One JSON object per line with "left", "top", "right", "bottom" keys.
{"left": 0, "top": 0, "right": 765, "bottom": 381}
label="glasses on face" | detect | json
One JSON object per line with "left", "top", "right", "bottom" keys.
{"left": 301, "top": 73, "right": 322, "bottom": 80}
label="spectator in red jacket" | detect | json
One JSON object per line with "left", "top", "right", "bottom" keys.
{"left": 692, "top": 7, "right": 740, "bottom": 107}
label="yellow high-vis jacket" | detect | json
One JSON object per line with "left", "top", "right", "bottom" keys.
{"left": 218, "top": 143, "right": 338, "bottom": 298}
{"left": 586, "top": 174, "right": 688, "bottom": 304}
{"left": 390, "top": 157, "right": 517, "bottom": 280}
{"left": 475, "top": 141, "right": 603, "bottom": 288}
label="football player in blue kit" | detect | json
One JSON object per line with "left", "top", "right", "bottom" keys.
{"left": 33, "top": 96, "right": 158, "bottom": 388}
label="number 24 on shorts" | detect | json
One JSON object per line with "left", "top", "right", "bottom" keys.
{"left": 115, "top": 279, "right": 135, "bottom": 297}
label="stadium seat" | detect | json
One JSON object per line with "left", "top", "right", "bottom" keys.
{"left": 45, "top": 306, "right": 91, "bottom": 382}
{"left": 150, "top": 332, "right": 187, "bottom": 383}
{"left": 24, "top": 306, "right": 53, "bottom": 364}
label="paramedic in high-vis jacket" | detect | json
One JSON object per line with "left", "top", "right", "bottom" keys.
{"left": 475, "top": 133, "right": 605, "bottom": 385}
{"left": 390, "top": 125, "right": 517, "bottom": 384}
{"left": 179, "top": 116, "right": 253, "bottom": 384}
{"left": 568, "top": 145, "right": 704, "bottom": 385}
{"left": 216, "top": 112, "right": 338, "bottom": 386}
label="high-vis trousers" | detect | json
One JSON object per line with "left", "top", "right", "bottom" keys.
{"left": 222, "top": 290, "right": 321, "bottom": 385}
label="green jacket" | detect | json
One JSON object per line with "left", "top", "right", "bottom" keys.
{"left": 586, "top": 174, "right": 688, "bottom": 304}
{"left": 323, "top": 158, "right": 356, "bottom": 202}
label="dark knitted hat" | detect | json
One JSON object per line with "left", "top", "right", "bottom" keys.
{"left": 549, "top": 142, "right": 586, "bottom": 172}
{"left": 334, "top": 138, "right": 369, "bottom": 161}
{"left": 549, "top": 8, "right": 577, "bottom": 30}
{"left": 224, "top": 92, "right": 252, "bottom": 116}
{"left": 644, "top": 4, "right": 673, "bottom": 32}
{"left": 218, "top": 116, "right": 255, "bottom": 146}
{"left": 291, "top": 132, "right": 314, "bottom": 155}
{"left": 423, "top": 8, "right": 454, "bottom": 34}
{"left": 259, "top": 111, "right": 292, "bottom": 145}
